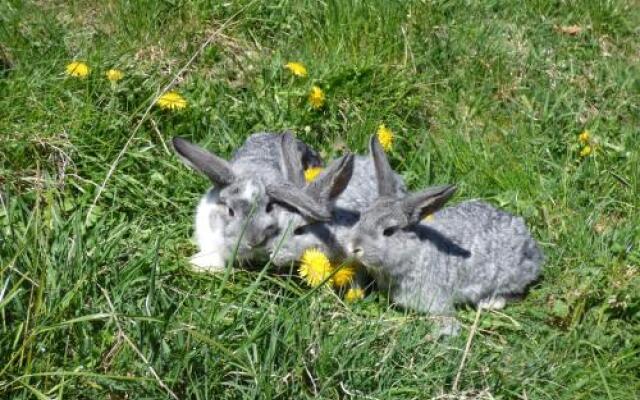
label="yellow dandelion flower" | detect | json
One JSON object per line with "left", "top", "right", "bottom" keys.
{"left": 423, "top": 213, "right": 435, "bottom": 222}
{"left": 332, "top": 263, "right": 356, "bottom": 288}
{"left": 344, "top": 287, "right": 365, "bottom": 303}
{"left": 578, "top": 130, "right": 590, "bottom": 144}
{"left": 304, "top": 167, "right": 323, "bottom": 183}
{"left": 65, "top": 61, "right": 90, "bottom": 78}
{"left": 308, "top": 86, "right": 325, "bottom": 109}
{"left": 377, "top": 124, "right": 393, "bottom": 152}
{"left": 156, "top": 91, "right": 187, "bottom": 111}
{"left": 284, "top": 61, "right": 308, "bottom": 78}
{"left": 299, "top": 248, "right": 333, "bottom": 287}
{"left": 580, "top": 145, "right": 592, "bottom": 157}
{"left": 106, "top": 69, "right": 124, "bottom": 82}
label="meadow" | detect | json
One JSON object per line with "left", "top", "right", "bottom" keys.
{"left": 1, "top": 0, "right": 639, "bottom": 398}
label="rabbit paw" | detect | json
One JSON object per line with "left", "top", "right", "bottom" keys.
{"left": 190, "top": 252, "right": 226, "bottom": 273}
{"left": 478, "top": 296, "right": 506, "bottom": 310}
{"left": 436, "top": 318, "right": 461, "bottom": 337}
{"left": 425, "top": 317, "right": 461, "bottom": 340}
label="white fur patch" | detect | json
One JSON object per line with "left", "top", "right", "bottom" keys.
{"left": 478, "top": 296, "right": 506, "bottom": 310}
{"left": 190, "top": 251, "right": 226, "bottom": 272}
{"left": 240, "top": 181, "right": 260, "bottom": 201}
{"left": 194, "top": 190, "right": 227, "bottom": 268}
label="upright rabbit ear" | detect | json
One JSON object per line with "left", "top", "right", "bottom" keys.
{"left": 172, "top": 137, "right": 235, "bottom": 186}
{"left": 305, "top": 153, "right": 354, "bottom": 203}
{"left": 266, "top": 182, "right": 332, "bottom": 221}
{"left": 279, "top": 132, "right": 306, "bottom": 188}
{"left": 401, "top": 185, "right": 457, "bottom": 224}
{"left": 266, "top": 153, "right": 353, "bottom": 222}
{"left": 370, "top": 135, "right": 398, "bottom": 197}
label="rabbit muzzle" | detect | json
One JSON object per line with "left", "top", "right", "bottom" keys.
{"left": 245, "top": 222, "right": 279, "bottom": 249}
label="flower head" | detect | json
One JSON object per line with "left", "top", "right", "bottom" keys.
{"left": 423, "top": 213, "right": 435, "bottom": 222}
{"left": 66, "top": 61, "right": 90, "bottom": 78}
{"left": 580, "top": 145, "right": 592, "bottom": 157}
{"left": 376, "top": 124, "right": 393, "bottom": 151}
{"left": 304, "top": 167, "right": 323, "bottom": 183}
{"left": 332, "top": 263, "right": 356, "bottom": 288}
{"left": 344, "top": 287, "right": 365, "bottom": 303}
{"left": 284, "top": 61, "right": 308, "bottom": 78}
{"left": 106, "top": 69, "right": 124, "bottom": 82}
{"left": 156, "top": 91, "right": 187, "bottom": 111}
{"left": 308, "top": 86, "right": 325, "bottom": 109}
{"left": 299, "top": 248, "right": 333, "bottom": 287}
{"left": 578, "top": 130, "right": 590, "bottom": 144}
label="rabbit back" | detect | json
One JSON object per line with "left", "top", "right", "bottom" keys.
{"left": 422, "top": 200, "right": 543, "bottom": 304}
{"left": 232, "top": 132, "right": 323, "bottom": 183}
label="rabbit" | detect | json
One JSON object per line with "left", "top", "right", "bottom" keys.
{"left": 172, "top": 132, "right": 333, "bottom": 272}
{"left": 347, "top": 136, "right": 544, "bottom": 335}
{"left": 267, "top": 136, "right": 407, "bottom": 291}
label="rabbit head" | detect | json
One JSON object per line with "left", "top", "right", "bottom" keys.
{"left": 348, "top": 136, "right": 456, "bottom": 268}
{"left": 267, "top": 140, "right": 355, "bottom": 266}
{"left": 173, "top": 136, "right": 333, "bottom": 263}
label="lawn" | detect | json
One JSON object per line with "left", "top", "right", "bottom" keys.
{"left": 1, "top": 0, "right": 639, "bottom": 398}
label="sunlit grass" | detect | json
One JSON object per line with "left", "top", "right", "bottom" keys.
{"left": 1, "top": 0, "right": 639, "bottom": 398}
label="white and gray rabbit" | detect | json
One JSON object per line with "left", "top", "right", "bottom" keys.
{"left": 348, "top": 136, "right": 543, "bottom": 334}
{"left": 267, "top": 137, "right": 406, "bottom": 270}
{"left": 172, "top": 132, "right": 330, "bottom": 271}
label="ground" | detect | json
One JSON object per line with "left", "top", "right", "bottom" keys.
{"left": 1, "top": 1, "right": 639, "bottom": 398}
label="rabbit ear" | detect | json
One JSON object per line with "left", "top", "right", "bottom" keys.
{"left": 279, "top": 132, "right": 306, "bottom": 188}
{"left": 267, "top": 154, "right": 353, "bottom": 222}
{"left": 172, "top": 137, "right": 235, "bottom": 186}
{"left": 370, "top": 135, "right": 397, "bottom": 197}
{"left": 401, "top": 185, "right": 457, "bottom": 224}
{"left": 305, "top": 153, "right": 354, "bottom": 203}
{"left": 266, "top": 182, "right": 332, "bottom": 221}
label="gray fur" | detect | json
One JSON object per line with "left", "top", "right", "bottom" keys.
{"left": 172, "top": 133, "right": 325, "bottom": 269}
{"left": 348, "top": 146, "right": 544, "bottom": 332}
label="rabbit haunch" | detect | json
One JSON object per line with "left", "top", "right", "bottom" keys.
{"left": 349, "top": 136, "right": 543, "bottom": 323}
{"left": 172, "top": 132, "right": 328, "bottom": 271}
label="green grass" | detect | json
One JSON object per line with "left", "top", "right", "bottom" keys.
{"left": 1, "top": 0, "right": 639, "bottom": 398}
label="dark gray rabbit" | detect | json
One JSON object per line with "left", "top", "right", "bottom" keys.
{"left": 348, "top": 136, "right": 543, "bottom": 334}
{"left": 172, "top": 133, "right": 329, "bottom": 271}
{"left": 267, "top": 136, "right": 406, "bottom": 271}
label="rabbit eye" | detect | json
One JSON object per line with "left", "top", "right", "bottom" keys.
{"left": 293, "top": 225, "right": 307, "bottom": 236}
{"left": 382, "top": 226, "right": 397, "bottom": 237}
{"left": 227, "top": 207, "right": 235, "bottom": 217}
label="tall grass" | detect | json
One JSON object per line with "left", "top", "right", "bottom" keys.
{"left": 1, "top": 0, "right": 639, "bottom": 398}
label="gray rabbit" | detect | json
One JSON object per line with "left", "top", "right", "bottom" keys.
{"left": 267, "top": 137, "right": 406, "bottom": 271}
{"left": 348, "top": 136, "right": 543, "bottom": 334}
{"left": 172, "top": 133, "right": 330, "bottom": 271}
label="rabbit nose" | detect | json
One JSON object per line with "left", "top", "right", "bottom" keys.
{"left": 248, "top": 236, "right": 266, "bottom": 248}
{"left": 351, "top": 246, "right": 364, "bottom": 257}
{"left": 246, "top": 233, "right": 266, "bottom": 248}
